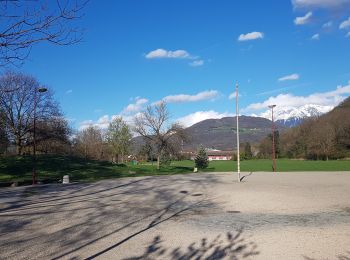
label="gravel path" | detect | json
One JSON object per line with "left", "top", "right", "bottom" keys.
{"left": 0, "top": 172, "right": 349, "bottom": 259}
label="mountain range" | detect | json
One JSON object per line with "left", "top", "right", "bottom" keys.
{"left": 132, "top": 104, "right": 333, "bottom": 152}
{"left": 259, "top": 104, "right": 333, "bottom": 128}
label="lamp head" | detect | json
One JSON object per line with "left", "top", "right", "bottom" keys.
{"left": 38, "top": 87, "right": 47, "bottom": 93}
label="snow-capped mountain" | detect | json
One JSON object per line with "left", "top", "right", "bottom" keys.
{"left": 260, "top": 104, "right": 333, "bottom": 128}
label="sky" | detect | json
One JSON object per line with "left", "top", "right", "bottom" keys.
{"left": 9, "top": 0, "right": 350, "bottom": 129}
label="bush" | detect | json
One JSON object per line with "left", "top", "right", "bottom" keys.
{"left": 195, "top": 146, "right": 209, "bottom": 169}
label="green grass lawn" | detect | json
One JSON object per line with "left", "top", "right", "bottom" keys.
{"left": 171, "top": 159, "right": 350, "bottom": 172}
{"left": 0, "top": 155, "right": 194, "bottom": 184}
{"left": 0, "top": 156, "right": 349, "bottom": 185}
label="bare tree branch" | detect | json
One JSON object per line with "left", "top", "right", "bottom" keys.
{"left": 0, "top": 0, "right": 88, "bottom": 66}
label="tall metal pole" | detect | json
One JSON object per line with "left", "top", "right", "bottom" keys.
{"left": 236, "top": 83, "right": 240, "bottom": 182}
{"left": 269, "top": 105, "right": 277, "bottom": 172}
{"left": 32, "top": 87, "right": 47, "bottom": 185}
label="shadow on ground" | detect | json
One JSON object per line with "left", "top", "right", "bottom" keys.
{"left": 123, "top": 231, "right": 259, "bottom": 260}
{"left": 303, "top": 251, "right": 350, "bottom": 260}
{"left": 0, "top": 174, "right": 233, "bottom": 259}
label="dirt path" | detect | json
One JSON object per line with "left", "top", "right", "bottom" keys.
{"left": 0, "top": 172, "right": 349, "bottom": 259}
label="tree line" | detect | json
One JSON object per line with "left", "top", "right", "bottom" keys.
{"left": 0, "top": 71, "right": 188, "bottom": 169}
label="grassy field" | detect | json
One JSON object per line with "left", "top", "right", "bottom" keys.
{"left": 0, "top": 156, "right": 349, "bottom": 185}
{"left": 172, "top": 159, "right": 350, "bottom": 172}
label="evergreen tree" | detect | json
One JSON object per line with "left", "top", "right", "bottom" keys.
{"left": 195, "top": 146, "right": 209, "bottom": 169}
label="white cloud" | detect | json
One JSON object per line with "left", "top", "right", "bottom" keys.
{"left": 145, "top": 49, "right": 190, "bottom": 59}
{"left": 278, "top": 73, "right": 300, "bottom": 81}
{"left": 122, "top": 97, "right": 148, "bottom": 114}
{"left": 176, "top": 111, "right": 234, "bottom": 127}
{"left": 294, "top": 12, "right": 313, "bottom": 25}
{"left": 238, "top": 32, "right": 264, "bottom": 41}
{"left": 292, "top": 0, "right": 350, "bottom": 9}
{"left": 243, "top": 81, "right": 350, "bottom": 112}
{"left": 347, "top": 32, "right": 350, "bottom": 37}
{"left": 65, "top": 89, "right": 73, "bottom": 94}
{"left": 189, "top": 60, "right": 204, "bottom": 67}
{"left": 339, "top": 17, "right": 350, "bottom": 29}
{"left": 311, "top": 33, "right": 320, "bottom": 40}
{"left": 79, "top": 113, "right": 138, "bottom": 131}
{"left": 79, "top": 115, "right": 110, "bottom": 130}
{"left": 322, "top": 21, "right": 333, "bottom": 28}
{"left": 162, "top": 90, "right": 219, "bottom": 103}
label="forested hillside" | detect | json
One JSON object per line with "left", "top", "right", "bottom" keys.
{"left": 278, "top": 97, "right": 350, "bottom": 160}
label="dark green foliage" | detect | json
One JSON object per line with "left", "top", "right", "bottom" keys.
{"left": 195, "top": 146, "right": 209, "bottom": 169}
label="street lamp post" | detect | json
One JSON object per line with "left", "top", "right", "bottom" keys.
{"left": 268, "top": 105, "right": 277, "bottom": 172}
{"left": 32, "top": 87, "right": 47, "bottom": 185}
{"left": 236, "top": 83, "right": 240, "bottom": 182}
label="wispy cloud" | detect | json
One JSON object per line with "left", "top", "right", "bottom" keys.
{"left": 311, "top": 33, "right": 320, "bottom": 40}
{"left": 145, "top": 49, "right": 191, "bottom": 59}
{"left": 278, "top": 73, "right": 300, "bottom": 81}
{"left": 347, "top": 32, "right": 350, "bottom": 37}
{"left": 323, "top": 21, "right": 333, "bottom": 28}
{"left": 339, "top": 17, "right": 350, "bottom": 29}
{"left": 294, "top": 12, "right": 312, "bottom": 25}
{"left": 176, "top": 110, "right": 234, "bottom": 127}
{"left": 292, "top": 0, "right": 350, "bottom": 9}
{"left": 256, "top": 83, "right": 311, "bottom": 96}
{"left": 189, "top": 60, "right": 204, "bottom": 67}
{"left": 65, "top": 89, "right": 73, "bottom": 94}
{"left": 238, "top": 32, "right": 264, "bottom": 41}
{"left": 162, "top": 90, "right": 219, "bottom": 104}
{"left": 228, "top": 92, "right": 242, "bottom": 100}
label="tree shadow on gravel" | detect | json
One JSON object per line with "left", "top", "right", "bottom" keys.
{"left": 124, "top": 230, "right": 259, "bottom": 260}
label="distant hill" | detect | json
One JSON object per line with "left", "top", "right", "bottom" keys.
{"left": 184, "top": 116, "right": 284, "bottom": 151}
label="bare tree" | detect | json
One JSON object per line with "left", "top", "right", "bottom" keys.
{"left": 75, "top": 126, "right": 104, "bottom": 160}
{"left": 133, "top": 101, "right": 187, "bottom": 170}
{"left": 0, "top": 0, "right": 88, "bottom": 66}
{"left": 0, "top": 71, "right": 61, "bottom": 155}
{"left": 36, "top": 116, "right": 72, "bottom": 154}
{"left": 0, "top": 109, "right": 8, "bottom": 154}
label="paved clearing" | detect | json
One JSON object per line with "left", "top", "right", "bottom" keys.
{"left": 0, "top": 172, "right": 350, "bottom": 260}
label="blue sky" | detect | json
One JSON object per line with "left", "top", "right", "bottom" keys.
{"left": 13, "top": 0, "right": 350, "bottom": 128}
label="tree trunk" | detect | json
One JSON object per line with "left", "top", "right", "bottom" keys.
{"left": 121, "top": 151, "right": 124, "bottom": 163}
{"left": 16, "top": 137, "right": 22, "bottom": 155}
{"left": 157, "top": 154, "right": 160, "bottom": 170}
